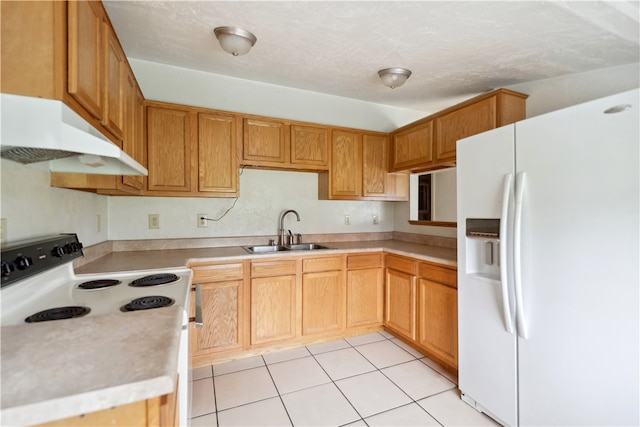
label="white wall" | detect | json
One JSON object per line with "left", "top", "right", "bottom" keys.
{"left": 108, "top": 169, "right": 394, "bottom": 240}
{"left": 130, "top": 59, "right": 427, "bottom": 133}
{"left": 0, "top": 159, "right": 108, "bottom": 246}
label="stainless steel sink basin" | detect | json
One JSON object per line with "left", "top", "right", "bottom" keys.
{"left": 242, "top": 245, "right": 288, "bottom": 253}
{"left": 243, "top": 243, "right": 333, "bottom": 254}
{"left": 285, "top": 243, "right": 332, "bottom": 251}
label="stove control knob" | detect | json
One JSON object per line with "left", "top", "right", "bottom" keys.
{"left": 52, "top": 246, "right": 66, "bottom": 258}
{"left": 1, "top": 261, "right": 14, "bottom": 276}
{"left": 15, "top": 256, "right": 33, "bottom": 270}
{"left": 64, "top": 243, "right": 78, "bottom": 254}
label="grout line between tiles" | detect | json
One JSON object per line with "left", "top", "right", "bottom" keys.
{"left": 262, "top": 353, "right": 296, "bottom": 427}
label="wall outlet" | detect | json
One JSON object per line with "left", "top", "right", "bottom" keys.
{"left": 372, "top": 214, "right": 379, "bottom": 225}
{"left": 344, "top": 215, "right": 351, "bottom": 225}
{"left": 148, "top": 214, "right": 160, "bottom": 230}
{"left": 198, "top": 214, "right": 208, "bottom": 228}
{"left": 0, "top": 218, "right": 6, "bottom": 245}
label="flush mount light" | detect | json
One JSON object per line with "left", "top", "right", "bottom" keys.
{"left": 213, "top": 26, "right": 257, "bottom": 56}
{"left": 378, "top": 68, "right": 412, "bottom": 89}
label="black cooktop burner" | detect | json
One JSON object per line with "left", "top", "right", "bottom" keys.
{"left": 129, "top": 273, "right": 179, "bottom": 287}
{"left": 78, "top": 279, "right": 122, "bottom": 290}
{"left": 25, "top": 306, "right": 91, "bottom": 323}
{"left": 120, "top": 296, "right": 175, "bottom": 312}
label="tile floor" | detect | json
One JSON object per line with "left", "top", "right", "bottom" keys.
{"left": 189, "top": 331, "right": 499, "bottom": 426}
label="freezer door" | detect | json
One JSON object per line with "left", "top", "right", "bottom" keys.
{"left": 515, "top": 89, "right": 639, "bottom": 426}
{"left": 457, "top": 124, "right": 518, "bottom": 426}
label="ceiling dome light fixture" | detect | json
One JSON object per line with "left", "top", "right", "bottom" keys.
{"left": 213, "top": 26, "right": 257, "bottom": 56}
{"left": 378, "top": 68, "right": 412, "bottom": 89}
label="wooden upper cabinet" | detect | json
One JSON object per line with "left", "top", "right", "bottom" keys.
{"left": 68, "top": 0, "right": 105, "bottom": 121}
{"left": 390, "top": 121, "right": 434, "bottom": 172}
{"left": 121, "top": 73, "right": 145, "bottom": 191}
{"left": 290, "top": 125, "right": 329, "bottom": 169}
{"left": 102, "top": 22, "right": 126, "bottom": 142}
{"left": 362, "top": 133, "right": 387, "bottom": 197}
{"left": 390, "top": 89, "right": 527, "bottom": 173}
{"left": 146, "top": 106, "right": 194, "bottom": 192}
{"left": 329, "top": 130, "right": 362, "bottom": 198}
{"left": 198, "top": 113, "right": 239, "bottom": 195}
{"left": 242, "top": 118, "right": 287, "bottom": 164}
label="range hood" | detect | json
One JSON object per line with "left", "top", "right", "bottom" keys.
{"left": 1, "top": 93, "right": 147, "bottom": 176}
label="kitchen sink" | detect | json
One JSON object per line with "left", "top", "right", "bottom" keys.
{"left": 242, "top": 243, "right": 333, "bottom": 254}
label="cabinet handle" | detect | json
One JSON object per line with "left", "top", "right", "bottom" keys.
{"left": 189, "top": 284, "right": 204, "bottom": 328}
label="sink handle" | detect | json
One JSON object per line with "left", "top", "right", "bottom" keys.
{"left": 295, "top": 233, "right": 302, "bottom": 244}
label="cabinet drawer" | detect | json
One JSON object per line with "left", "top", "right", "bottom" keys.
{"left": 347, "top": 253, "right": 382, "bottom": 270}
{"left": 302, "top": 256, "right": 344, "bottom": 273}
{"left": 418, "top": 262, "right": 457, "bottom": 288}
{"left": 386, "top": 255, "right": 416, "bottom": 275}
{"left": 192, "top": 263, "right": 244, "bottom": 282}
{"left": 251, "top": 260, "right": 297, "bottom": 277}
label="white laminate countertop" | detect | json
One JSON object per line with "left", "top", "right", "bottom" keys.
{"left": 0, "top": 306, "right": 183, "bottom": 426}
{"left": 76, "top": 239, "right": 457, "bottom": 275}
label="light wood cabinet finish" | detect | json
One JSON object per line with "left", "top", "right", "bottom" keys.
{"left": 385, "top": 267, "right": 417, "bottom": 341}
{"left": 418, "top": 278, "right": 458, "bottom": 366}
{"left": 67, "top": 0, "right": 104, "bottom": 121}
{"left": 143, "top": 102, "right": 239, "bottom": 198}
{"left": 190, "top": 262, "right": 245, "bottom": 358}
{"left": 291, "top": 125, "right": 329, "bottom": 168}
{"left": 146, "top": 106, "right": 194, "bottom": 192}
{"left": 346, "top": 253, "right": 384, "bottom": 328}
{"left": 328, "top": 130, "right": 362, "bottom": 197}
{"left": 390, "top": 88, "right": 527, "bottom": 173}
{"left": 198, "top": 113, "right": 239, "bottom": 194}
{"left": 121, "top": 79, "right": 146, "bottom": 192}
{"left": 302, "top": 269, "right": 344, "bottom": 336}
{"left": 243, "top": 118, "right": 287, "bottom": 164}
{"left": 102, "top": 22, "right": 125, "bottom": 141}
{"left": 251, "top": 274, "right": 297, "bottom": 345}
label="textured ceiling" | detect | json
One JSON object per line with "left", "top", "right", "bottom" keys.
{"left": 103, "top": 1, "right": 640, "bottom": 112}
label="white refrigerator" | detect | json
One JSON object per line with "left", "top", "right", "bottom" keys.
{"left": 456, "top": 89, "right": 639, "bottom": 426}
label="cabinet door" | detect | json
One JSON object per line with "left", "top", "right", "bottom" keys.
{"left": 198, "top": 113, "right": 238, "bottom": 195}
{"left": 417, "top": 279, "right": 458, "bottom": 366}
{"left": 102, "top": 23, "right": 125, "bottom": 141}
{"left": 390, "top": 121, "right": 433, "bottom": 171}
{"left": 347, "top": 267, "right": 383, "bottom": 328}
{"left": 146, "top": 106, "right": 193, "bottom": 192}
{"left": 243, "top": 118, "right": 286, "bottom": 164}
{"left": 290, "top": 125, "right": 329, "bottom": 169}
{"left": 435, "top": 96, "right": 496, "bottom": 162}
{"left": 302, "top": 270, "right": 344, "bottom": 336}
{"left": 362, "top": 134, "right": 387, "bottom": 197}
{"left": 251, "top": 275, "right": 296, "bottom": 345}
{"left": 121, "top": 71, "right": 144, "bottom": 191}
{"left": 191, "top": 280, "right": 243, "bottom": 355}
{"left": 385, "top": 268, "right": 416, "bottom": 340}
{"left": 68, "top": 0, "right": 104, "bottom": 120}
{"left": 330, "top": 130, "right": 361, "bottom": 197}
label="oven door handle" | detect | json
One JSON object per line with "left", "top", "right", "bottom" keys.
{"left": 190, "top": 284, "right": 204, "bottom": 328}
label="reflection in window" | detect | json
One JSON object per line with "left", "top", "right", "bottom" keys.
{"left": 418, "top": 174, "right": 431, "bottom": 221}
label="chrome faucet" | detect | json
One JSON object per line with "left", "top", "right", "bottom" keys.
{"left": 278, "top": 209, "right": 300, "bottom": 245}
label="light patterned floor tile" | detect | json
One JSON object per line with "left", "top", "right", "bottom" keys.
{"left": 355, "top": 339, "right": 415, "bottom": 369}
{"left": 418, "top": 389, "right": 501, "bottom": 426}
{"left": 390, "top": 337, "right": 426, "bottom": 358}
{"left": 306, "top": 338, "right": 351, "bottom": 355}
{"left": 212, "top": 355, "right": 264, "bottom": 376}
{"left": 345, "top": 332, "right": 387, "bottom": 346}
{"left": 263, "top": 346, "right": 311, "bottom": 364}
{"left": 382, "top": 360, "right": 456, "bottom": 400}
{"left": 267, "top": 356, "right": 331, "bottom": 394}
{"left": 281, "top": 383, "right": 360, "bottom": 426}
{"left": 365, "top": 403, "right": 441, "bottom": 426}
{"left": 214, "top": 366, "right": 278, "bottom": 411}
{"left": 314, "top": 347, "right": 376, "bottom": 380}
{"left": 191, "top": 378, "right": 215, "bottom": 417}
{"left": 216, "top": 397, "right": 292, "bottom": 426}
{"left": 190, "top": 412, "right": 217, "bottom": 427}
{"left": 420, "top": 357, "right": 458, "bottom": 384}
{"left": 335, "top": 370, "right": 412, "bottom": 418}
{"left": 190, "top": 365, "right": 213, "bottom": 381}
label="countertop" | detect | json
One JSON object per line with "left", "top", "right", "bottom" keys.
{"left": 0, "top": 306, "right": 183, "bottom": 426}
{"left": 76, "top": 239, "right": 457, "bottom": 274}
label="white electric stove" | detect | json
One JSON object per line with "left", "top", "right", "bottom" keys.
{"left": 0, "top": 234, "right": 193, "bottom": 426}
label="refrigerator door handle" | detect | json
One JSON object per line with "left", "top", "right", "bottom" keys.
{"left": 500, "top": 173, "right": 515, "bottom": 334}
{"left": 514, "top": 171, "right": 529, "bottom": 339}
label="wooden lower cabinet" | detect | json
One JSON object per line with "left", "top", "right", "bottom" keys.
{"left": 346, "top": 253, "right": 384, "bottom": 328}
{"left": 37, "top": 389, "right": 178, "bottom": 427}
{"left": 418, "top": 278, "right": 458, "bottom": 367}
{"left": 301, "top": 255, "right": 345, "bottom": 336}
{"left": 250, "top": 259, "right": 297, "bottom": 346}
{"left": 385, "top": 267, "right": 417, "bottom": 341}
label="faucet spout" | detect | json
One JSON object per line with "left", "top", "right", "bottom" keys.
{"left": 278, "top": 209, "right": 301, "bottom": 245}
